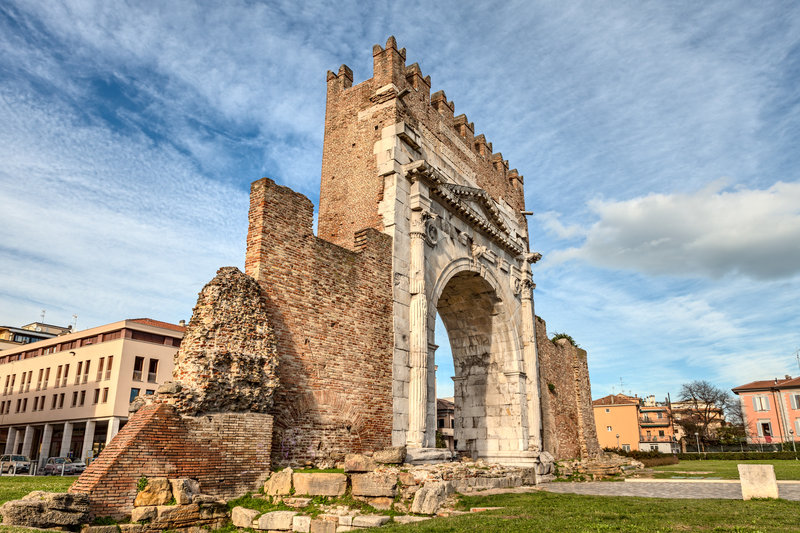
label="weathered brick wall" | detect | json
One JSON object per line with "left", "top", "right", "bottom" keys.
{"left": 69, "top": 404, "right": 272, "bottom": 519}
{"left": 536, "top": 316, "right": 601, "bottom": 460}
{"left": 246, "top": 178, "right": 394, "bottom": 466}
{"left": 318, "top": 37, "right": 527, "bottom": 251}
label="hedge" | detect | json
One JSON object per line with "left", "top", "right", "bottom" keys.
{"left": 677, "top": 451, "right": 800, "bottom": 461}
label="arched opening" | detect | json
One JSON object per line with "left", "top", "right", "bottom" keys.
{"left": 433, "top": 269, "right": 523, "bottom": 458}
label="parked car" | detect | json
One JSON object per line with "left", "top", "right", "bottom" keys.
{"left": 0, "top": 454, "right": 31, "bottom": 474}
{"left": 42, "top": 457, "right": 86, "bottom": 475}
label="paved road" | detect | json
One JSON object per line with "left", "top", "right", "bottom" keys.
{"left": 540, "top": 480, "right": 800, "bottom": 501}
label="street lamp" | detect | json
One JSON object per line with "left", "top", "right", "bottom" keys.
{"left": 790, "top": 429, "right": 797, "bottom": 456}
{"left": 616, "top": 434, "right": 620, "bottom": 450}
{"left": 694, "top": 432, "right": 701, "bottom": 455}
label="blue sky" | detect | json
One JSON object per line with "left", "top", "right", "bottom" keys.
{"left": 1, "top": 1, "right": 799, "bottom": 402}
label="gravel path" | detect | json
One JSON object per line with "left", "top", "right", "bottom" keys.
{"left": 539, "top": 480, "right": 800, "bottom": 501}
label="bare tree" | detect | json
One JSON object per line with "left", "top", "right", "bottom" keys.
{"left": 676, "top": 380, "right": 730, "bottom": 438}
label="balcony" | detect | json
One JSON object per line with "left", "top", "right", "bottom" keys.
{"left": 639, "top": 435, "right": 674, "bottom": 443}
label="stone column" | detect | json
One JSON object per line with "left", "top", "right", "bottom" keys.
{"left": 426, "top": 344, "right": 438, "bottom": 448}
{"left": 39, "top": 424, "right": 53, "bottom": 470}
{"left": 406, "top": 209, "right": 429, "bottom": 448}
{"left": 4, "top": 429, "right": 16, "bottom": 454}
{"left": 20, "top": 425, "right": 34, "bottom": 457}
{"left": 521, "top": 279, "right": 542, "bottom": 451}
{"left": 59, "top": 422, "right": 73, "bottom": 457}
{"left": 80, "top": 420, "right": 96, "bottom": 462}
{"left": 105, "top": 417, "right": 121, "bottom": 445}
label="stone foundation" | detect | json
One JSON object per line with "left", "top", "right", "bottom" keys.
{"left": 69, "top": 404, "right": 272, "bottom": 519}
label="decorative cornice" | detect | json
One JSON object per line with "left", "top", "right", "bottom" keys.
{"left": 403, "top": 160, "right": 524, "bottom": 255}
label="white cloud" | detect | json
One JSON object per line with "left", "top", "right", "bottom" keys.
{"left": 549, "top": 181, "right": 800, "bottom": 280}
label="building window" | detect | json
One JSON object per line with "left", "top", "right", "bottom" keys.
{"left": 33, "top": 397, "right": 39, "bottom": 411}
{"left": 757, "top": 420, "right": 773, "bottom": 437}
{"left": 55, "top": 366, "right": 62, "bottom": 388}
{"left": 96, "top": 358, "right": 104, "bottom": 381}
{"left": 621, "top": 444, "right": 631, "bottom": 452}
{"left": 145, "top": 389, "right": 155, "bottom": 395}
{"left": 15, "top": 399, "right": 21, "bottom": 412}
{"left": 650, "top": 444, "right": 658, "bottom": 451}
{"left": 58, "top": 393, "right": 65, "bottom": 409}
{"left": 753, "top": 395, "right": 770, "bottom": 411}
{"left": 51, "top": 394, "right": 57, "bottom": 409}
{"left": 129, "top": 388, "right": 141, "bottom": 403}
{"left": 93, "top": 389, "right": 100, "bottom": 404}
{"left": 36, "top": 369, "right": 44, "bottom": 390}
{"left": 102, "top": 387, "right": 109, "bottom": 403}
{"left": 83, "top": 361, "right": 90, "bottom": 383}
{"left": 451, "top": 419, "right": 454, "bottom": 429}
{"left": 606, "top": 426, "right": 612, "bottom": 432}
{"left": 791, "top": 394, "right": 800, "bottom": 410}
{"left": 133, "top": 357, "right": 144, "bottom": 381}
{"left": 71, "top": 391, "right": 78, "bottom": 407}
{"left": 605, "top": 408, "right": 610, "bottom": 413}
{"left": 438, "top": 419, "right": 444, "bottom": 428}
{"left": 62, "top": 364, "right": 69, "bottom": 387}
{"left": 3, "top": 375, "right": 9, "bottom": 395}
{"left": 21, "top": 398, "right": 27, "bottom": 412}
{"left": 147, "top": 359, "right": 158, "bottom": 383}
{"left": 657, "top": 412, "right": 663, "bottom": 419}
{"left": 79, "top": 390, "right": 86, "bottom": 406}
{"left": 659, "top": 430, "right": 665, "bottom": 437}
{"left": 75, "top": 362, "right": 82, "bottom": 384}
{"left": 105, "top": 356, "right": 113, "bottom": 380}
{"left": 43, "top": 367, "right": 50, "bottom": 389}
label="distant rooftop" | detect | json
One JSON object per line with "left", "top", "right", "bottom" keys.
{"left": 732, "top": 375, "right": 800, "bottom": 393}
{"left": 592, "top": 393, "right": 640, "bottom": 406}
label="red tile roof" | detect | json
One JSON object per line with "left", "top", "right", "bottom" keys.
{"left": 732, "top": 376, "right": 800, "bottom": 392}
{"left": 592, "top": 393, "right": 640, "bottom": 406}
{"left": 129, "top": 318, "right": 186, "bottom": 333}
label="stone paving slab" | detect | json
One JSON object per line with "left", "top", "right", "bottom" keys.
{"left": 540, "top": 481, "right": 800, "bottom": 501}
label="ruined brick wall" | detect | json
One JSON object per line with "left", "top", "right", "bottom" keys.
{"left": 318, "top": 37, "right": 527, "bottom": 251}
{"left": 70, "top": 404, "right": 272, "bottom": 519}
{"left": 246, "top": 177, "right": 394, "bottom": 467}
{"left": 536, "top": 316, "right": 601, "bottom": 460}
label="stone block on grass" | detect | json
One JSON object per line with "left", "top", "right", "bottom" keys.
{"left": 293, "top": 473, "right": 347, "bottom": 497}
{"left": 738, "top": 464, "right": 779, "bottom": 500}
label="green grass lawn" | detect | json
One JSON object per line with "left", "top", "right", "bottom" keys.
{"left": 652, "top": 459, "right": 800, "bottom": 480}
{"left": 375, "top": 491, "right": 800, "bottom": 533}
{"left": 0, "top": 475, "right": 73, "bottom": 505}
{"left": 0, "top": 476, "right": 74, "bottom": 532}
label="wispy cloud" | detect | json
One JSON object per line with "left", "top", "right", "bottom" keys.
{"left": 547, "top": 180, "right": 800, "bottom": 280}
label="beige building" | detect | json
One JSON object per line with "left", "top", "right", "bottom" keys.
{"left": 0, "top": 318, "right": 183, "bottom": 469}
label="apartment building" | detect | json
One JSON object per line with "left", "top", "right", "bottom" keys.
{"left": 0, "top": 322, "right": 72, "bottom": 351}
{"left": 593, "top": 394, "right": 678, "bottom": 453}
{"left": 436, "top": 397, "right": 455, "bottom": 451}
{"left": 639, "top": 395, "right": 677, "bottom": 453}
{"left": 732, "top": 375, "right": 800, "bottom": 444}
{"left": 0, "top": 318, "right": 184, "bottom": 469}
{"left": 593, "top": 394, "right": 641, "bottom": 451}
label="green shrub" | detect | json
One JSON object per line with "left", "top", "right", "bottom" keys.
{"left": 677, "top": 451, "right": 800, "bottom": 461}
{"left": 551, "top": 332, "right": 578, "bottom": 347}
{"left": 136, "top": 476, "right": 148, "bottom": 492}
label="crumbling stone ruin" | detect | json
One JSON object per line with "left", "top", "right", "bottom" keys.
{"left": 139, "top": 266, "right": 279, "bottom": 415}
{"left": 67, "top": 267, "right": 279, "bottom": 518}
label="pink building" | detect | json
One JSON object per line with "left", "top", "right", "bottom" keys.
{"left": 732, "top": 376, "right": 800, "bottom": 445}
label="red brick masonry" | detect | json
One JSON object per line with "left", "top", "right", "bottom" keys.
{"left": 70, "top": 403, "right": 272, "bottom": 519}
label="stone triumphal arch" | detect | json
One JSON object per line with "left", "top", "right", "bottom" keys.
{"left": 244, "top": 37, "right": 598, "bottom": 468}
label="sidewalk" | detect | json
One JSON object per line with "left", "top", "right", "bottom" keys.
{"left": 540, "top": 480, "right": 800, "bottom": 501}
